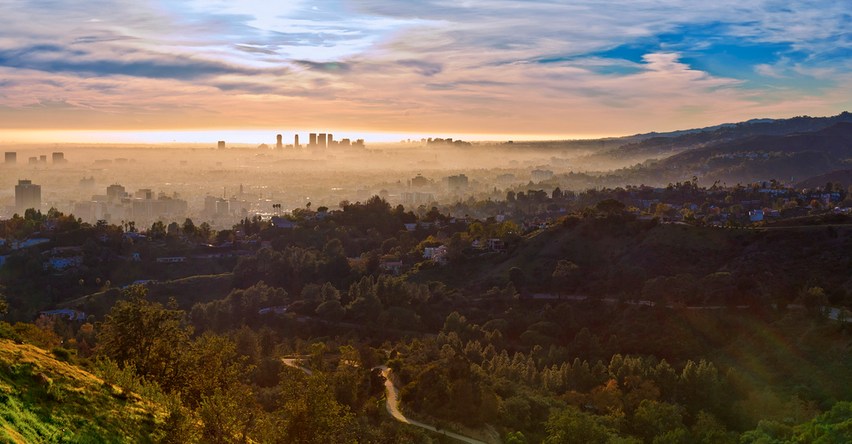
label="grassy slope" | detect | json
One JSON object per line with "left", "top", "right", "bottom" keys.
{"left": 65, "top": 273, "right": 234, "bottom": 317}
{"left": 0, "top": 340, "right": 163, "bottom": 443}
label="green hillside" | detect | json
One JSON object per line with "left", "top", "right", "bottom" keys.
{"left": 0, "top": 339, "right": 165, "bottom": 443}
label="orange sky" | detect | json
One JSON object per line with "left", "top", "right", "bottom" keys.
{"left": 0, "top": 1, "right": 849, "bottom": 142}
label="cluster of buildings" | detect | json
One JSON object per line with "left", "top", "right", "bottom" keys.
{"left": 218, "top": 133, "right": 366, "bottom": 150}
{"left": 4, "top": 151, "right": 66, "bottom": 166}
{"left": 73, "top": 184, "right": 188, "bottom": 227}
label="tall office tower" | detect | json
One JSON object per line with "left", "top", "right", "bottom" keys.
{"left": 276, "top": 134, "right": 283, "bottom": 149}
{"left": 309, "top": 133, "right": 317, "bottom": 147}
{"left": 15, "top": 179, "right": 41, "bottom": 213}
{"left": 294, "top": 134, "right": 300, "bottom": 148}
{"left": 318, "top": 133, "right": 327, "bottom": 149}
{"left": 327, "top": 134, "right": 334, "bottom": 146}
{"left": 52, "top": 152, "right": 65, "bottom": 163}
{"left": 4, "top": 152, "right": 16, "bottom": 164}
{"left": 106, "top": 184, "right": 126, "bottom": 202}
{"left": 218, "top": 141, "right": 226, "bottom": 149}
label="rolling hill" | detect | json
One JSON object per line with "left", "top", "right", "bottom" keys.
{"left": 0, "top": 338, "right": 166, "bottom": 443}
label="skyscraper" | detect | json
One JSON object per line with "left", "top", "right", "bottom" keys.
{"left": 309, "top": 133, "right": 317, "bottom": 147}
{"left": 218, "top": 141, "right": 226, "bottom": 149}
{"left": 52, "top": 152, "right": 65, "bottom": 163}
{"left": 276, "top": 134, "right": 283, "bottom": 150}
{"left": 328, "top": 134, "right": 334, "bottom": 146}
{"left": 318, "top": 133, "right": 327, "bottom": 149}
{"left": 4, "top": 152, "right": 15, "bottom": 164}
{"left": 294, "top": 134, "right": 300, "bottom": 148}
{"left": 15, "top": 179, "right": 41, "bottom": 213}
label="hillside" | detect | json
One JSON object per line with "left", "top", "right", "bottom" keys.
{"left": 617, "top": 122, "right": 852, "bottom": 186}
{"left": 602, "top": 111, "right": 852, "bottom": 163}
{"left": 797, "top": 168, "right": 852, "bottom": 190}
{"left": 0, "top": 338, "right": 165, "bottom": 443}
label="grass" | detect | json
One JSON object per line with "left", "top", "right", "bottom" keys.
{"left": 0, "top": 339, "right": 165, "bottom": 443}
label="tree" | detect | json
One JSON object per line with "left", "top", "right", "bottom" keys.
{"left": 270, "top": 374, "right": 357, "bottom": 444}
{"left": 632, "top": 400, "right": 685, "bottom": 443}
{"left": 543, "top": 406, "right": 615, "bottom": 443}
{"left": 182, "top": 218, "right": 197, "bottom": 238}
{"left": 198, "top": 385, "right": 259, "bottom": 444}
{"left": 595, "top": 198, "right": 626, "bottom": 215}
{"left": 552, "top": 260, "right": 581, "bottom": 296}
{"left": 509, "top": 267, "right": 526, "bottom": 290}
{"left": 97, "top": 286, "right": 192, "bottom": 392}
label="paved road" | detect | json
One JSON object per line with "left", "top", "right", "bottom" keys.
{"left": 281, "top": 359, "right": 490, "bottom": 443}
{"left": 281, "top": 357, "right": 313, "bottom": 375}
{"left": 375, "top": 365, "right": 489, "bottom": 444}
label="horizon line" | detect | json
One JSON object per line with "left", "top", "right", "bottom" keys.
{"left": 0, "top": 128, "right": 625, "bottom": 145}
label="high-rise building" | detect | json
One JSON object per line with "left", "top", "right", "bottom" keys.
{"left": 294, "top": 134, "right": 300, "bottom": 148}
{"left": 15, "top": 179, "right": 41, "bottom": 212}
{"left": 106, "top": 184, "right": 126, "bottom": 202}
{"left": 39, "top": 155, "right": 47, "bottom": 163}
{"left": 28, "top": 157, "right": 38, "bottom": 165}
{"left": 309, "top": 133, "right": 317, "bottom": 147}
{"left": 327, "top": 134, "right": 334, "bottom": 146}
{"left": 318, "top": 133, "right": 327, "bottom": 149}
{"left": 4, "top": 152, "right": 15, "bottom": 164}
{"left": 276, "top": 134, "right": 283, "bottom": 150}
{"left": 217, "top": 141, "right": 226, "bottom": 149}
{"left": 52, "top": 152, "right": 65, "bottom": 163}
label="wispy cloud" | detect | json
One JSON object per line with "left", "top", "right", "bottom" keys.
{"left": 0, "top": 0, "right": 849, "bottom": 135}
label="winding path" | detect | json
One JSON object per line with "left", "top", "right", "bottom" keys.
{"left": 281, "top": 358, "right": 491, "bottom": 443}
{"left": 375, "top": 365, "right": 489, "bottom": 444}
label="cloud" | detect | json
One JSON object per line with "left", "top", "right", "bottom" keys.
{"left": 0, "top": 0, "right": 849, "bottom": 135}
{"left": 0, "top": 44, "right": 282, "bottom": 80}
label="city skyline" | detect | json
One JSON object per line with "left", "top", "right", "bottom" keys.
{"left": 0, "top": 1, "right": 850, "bottom": 142}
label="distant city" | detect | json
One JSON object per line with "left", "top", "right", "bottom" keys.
{"left": 0, "top": 132, "right": 538, "bottom": 229}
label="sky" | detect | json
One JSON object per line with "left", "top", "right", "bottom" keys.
{"left": 0, "top": 0, "right": 850, "bottom": 142}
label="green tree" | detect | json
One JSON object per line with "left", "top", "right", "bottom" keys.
{"left": 271, "top": 374, "right": 357, "bottom": 444}
{"left": 552, "top": 260, "right": 581, "bottom": 296}
{"left": 97, "top": 286, "right": 192, "bottom": 392}
{"left": 544, "top": 406, "right": 615, "bottom": 443}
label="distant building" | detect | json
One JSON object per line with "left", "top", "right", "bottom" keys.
{"left": 15, "top": 179, "right": 41, "bottom": 212}
{"left": 445, "top": 174, "right": 469, "bottom": 191}
{"left": 531, "top": 169, "right": 554, "bottom": 182}
{"left": 294, "top": 134, "right": 300, "bottom": 148}
{"left": 410, "top": 174, "right": 430, "bottom": 188}
{"left": 106, "top": 184, "right": 126, "bottom": 202}
{"left": 309, "top": 133, "right": 317, "bottom": 147}
{"left": 327, "top": 134, "right": 334, "bottom": 146}
{"left": 217, "top": 141, "right": 226, "bottom": 149}
{"left": 52, "top": 152, "right": 65, "bottom": 164}
{"left": 318, "top": 133, "right": 327, "bottom": 149}
{"left": 276, "top": 134, "right": 283, "bottom": 150}
{"left": 4, "top": 152, "right": 15, "bottom": 164}
{"left": 28, "top": 157, "right": 38, "bottom": 165}
{"left": 39, "top": 155, "right": 47, "bottom": 163}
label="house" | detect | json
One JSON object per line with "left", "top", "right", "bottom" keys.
{"left": 39, "top": 309, "right": 87, "bottom": 321}
{"left": 258, "top": 306, "right": 288, "bottom": 315}
{"left": 423, "top": 245, "right": 448, "bottom": 264}
{"left": 487, "top": 238, "right": 506, "bottom": 252}
{"left": 379, "top": 257, "right": 404, "bottom": 275}
{"left": 13, "top": 238, "right": 50, "bottom": 250}
{"left": 45, "top": 256, "right": 83, "bottom": 271}
{"left": 156, "top": 256, "right": 187, "bottom": 263}
{"left": 271, "top": 216, "right": 297, "bottom": 229}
